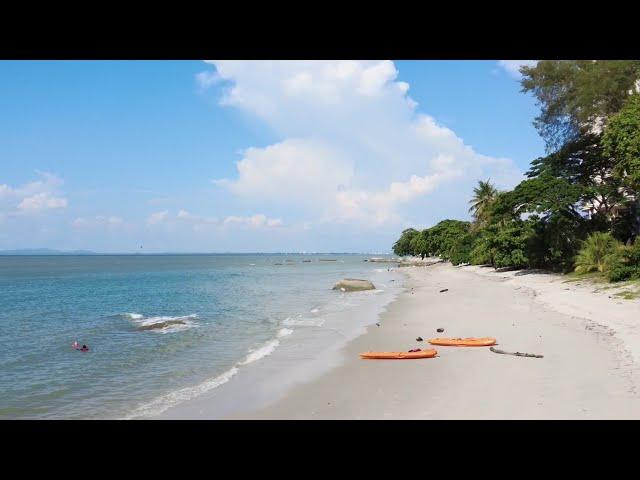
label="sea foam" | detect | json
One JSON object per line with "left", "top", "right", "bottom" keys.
{"left": 124, "top": 313, "right": 199, "bottom": 333}
{"left": 122, "top": 366, "right": 239, "bottom": 419}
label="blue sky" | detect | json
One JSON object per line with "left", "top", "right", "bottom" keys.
{"left": 0, "top": 60, "right": 543, "bottom": 253}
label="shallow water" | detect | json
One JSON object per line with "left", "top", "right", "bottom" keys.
{"left": 0, "top": 254, "right": 400, "bottom": 419}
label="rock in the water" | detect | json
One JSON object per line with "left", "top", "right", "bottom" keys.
{"left": 332, "top": 278, "right": 376, "bottom": 292}
{"left": 436, "top": 328, "right": 444, "bottom": 333}
{"left": 137, "top": 320, "right": 186, "bottom": 331}
{"left": 416, "top": 336, "right": 423, "bottom": 342}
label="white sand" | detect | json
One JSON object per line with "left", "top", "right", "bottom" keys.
{"left": 229, "top": 262, "right": 640, "bottom": 419}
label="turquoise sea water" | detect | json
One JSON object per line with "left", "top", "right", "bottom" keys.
{"left": 0, "top": 254, "right": 400, "bottom": 419}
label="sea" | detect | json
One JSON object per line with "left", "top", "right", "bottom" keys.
{"left": 0, "top": 254, "right": 403, "bottom": 419}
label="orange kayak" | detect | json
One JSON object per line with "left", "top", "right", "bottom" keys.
{"left": 428, "top": 337, "right": 496, "bottom": 347}
{"left": 360, "top": 349, "right": 437, "bottom": 359}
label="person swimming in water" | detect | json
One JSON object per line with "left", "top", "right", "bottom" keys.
{"left": 72, "top": 340, "right": 79, "bottom": 350}
{"left": 80, "top": 344, "right": 89, "bottom": 352}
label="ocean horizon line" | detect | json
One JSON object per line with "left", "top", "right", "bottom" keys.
{"left": 0, "top": 249, "right": 394, "bottom": 256}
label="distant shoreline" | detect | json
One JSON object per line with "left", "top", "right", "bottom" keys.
{"left": 0, "top": 251, "right": 394, "bottom": 257}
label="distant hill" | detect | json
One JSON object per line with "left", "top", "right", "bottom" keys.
{"left": 0, "top": 248, "right": 98, "bottom": 255}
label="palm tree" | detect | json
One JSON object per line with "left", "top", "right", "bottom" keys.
{"left": 468, "top": 179, "right": 498, "bottom": 225}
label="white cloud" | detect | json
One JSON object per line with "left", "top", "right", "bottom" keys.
{"left": 205, "top": 61, "right": 523, "bottom": 227}
{"left": 195, "top": 70, "right": 220, "bottom": 91}
{"left": 215, "top": 138, "right": 353, "bottom": 210}
{"left": 18, "top": 193, "right": 68, "bottom": 211}
{"left": 498, "top": 60, "right": 538, "bottom": 78}
{"left": 223, "top": 214, "right": 283, "bottom": 228}
{"left": 147, "top": 210, "right": 169, "bottom": 225}
{"left": 176, "top": 209, "right": 218, "bottom": 225}
{"left": 1, "top": 172, "right": 68, "bottom": 215}
{"left": 147, "top": 209, "right": 282, "bottom": 231}
{"left": 73, "top": 215, "right": 123, "bottom": 229}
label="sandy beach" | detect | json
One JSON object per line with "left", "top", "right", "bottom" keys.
{"left": 229, "top": 261, "right": 640, "bottom": 419}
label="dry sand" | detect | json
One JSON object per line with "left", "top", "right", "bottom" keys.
{"left": 230, "top": 261, "right": 640, "bottom": 419}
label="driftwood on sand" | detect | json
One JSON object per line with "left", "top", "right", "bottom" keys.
{"left": 490, "top": 346, "right": 543, "bottom": 358}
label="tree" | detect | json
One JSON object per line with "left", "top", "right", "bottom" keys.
{"left": 392, "top": 228, "right": 419, "bottom": 256}
{"left": 469, "top": 220, "right": 534, "bottom": 269}
{"left": 423, "top": 220, "right": 471, "bottom": 260}
{"left": 602, "top": 94, "right": 640, "bottom": 239}
{"left": 410, "top": 230, "right": 430, "bottom": 259}
{"left": 603, "top": 94, "right": 640, "bottom": 193}
{"left": 521, "top": 60, "right": 640, "bottom": 151}
{"left": 468, "top": 179, "right": 498, "bottom": 226}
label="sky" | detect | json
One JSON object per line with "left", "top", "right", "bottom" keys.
{"left": 0, "top": 60, "right": 544, "bottom": 253}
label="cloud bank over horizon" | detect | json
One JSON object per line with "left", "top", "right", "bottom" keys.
{"left": 1, "top": 60, "right": 535, "bottom": 252}
{"left": 205, "top": 60, "right": 523, "bottom": 232}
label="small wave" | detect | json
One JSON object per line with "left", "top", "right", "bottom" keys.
{"left": 123, "top": 313, "right": 199, "bottom": 333}
{"left": 282, "top": 317, "right": 325, "bottom": 327}
{"left": 123, "top": 326, "right": 292, "bottom": 418}
{"left": 136, "top": 314, "right": 198, "bottom": 327}
{"left": 122, "top": 367, "right": 239, "bottom": 419}
{"left": 239, "top": 339, "right": 280, "bottom": 366}
{"left": 277, "top": 328, "right": 293, "bottom": 337}
{"left": 310, "top": 307, "right": 320, "bottom": 313}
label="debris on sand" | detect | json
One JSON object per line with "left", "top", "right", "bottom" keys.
{"left": 439, "top": 288, "right": 449, "bottom": 293}
{"left": 416, "top": 336, "right": 423, "bottom": 342}
{"left": 436, "top": 328, "right": 444, "bottom": 333}
{"left": 489, "top": 346, "right": 543, "bottom": 358}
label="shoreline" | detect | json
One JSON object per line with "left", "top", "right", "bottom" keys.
{"left": 150, "top": 267, "right": 404, "bottom": 419}
{"left": 228, "top": 261, "right": 640, "bottom": 419}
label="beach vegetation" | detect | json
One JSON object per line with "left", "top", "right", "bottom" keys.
{"left": 574, "top": 232, "right": 622, "bottom": 274}
{"left": 409, "top": 230, "right": 430, "bottom": 260}
{"left": 607, "top": 241, "right": 640, "bottom": 282}
{"left": 392, "top": 228, "right": 419, "bottom": 256}
{"left": 393, "top": 60, "right": 640, "bottom": 282}
{"left": 469, "top": 179, "right": 498, "bottom": 227}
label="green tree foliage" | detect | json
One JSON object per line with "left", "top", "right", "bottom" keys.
{"left": 574, "top": 232, "right": 622, "bottom": 274}
{"left": 521, "top": 60, "right": 640, "bottom": 151}
{"left": 469, "top": 220, "right": 534, "bottom": 269}
{"left": 423, "top": 220, "right": 471, "bottom": 260}
{"left": 603, "top": 94, "right": 640, "bottom": 191}
{"left": 468, "top": 179, "right": 498, "bottom": 226}
{"left": 449, "top": 233, "right": 475, "bottom": 266}
{"left": 392, "top": 228, "right": 418, "bottom": 256}
{"left": 608, "top": 241, "right": 640, "bottom": 282}
{"left": 409, "top": 230, "right": 430, "bottom": 259}
{"left": 392, "top": 61, "right": 640, "bottom": 279}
